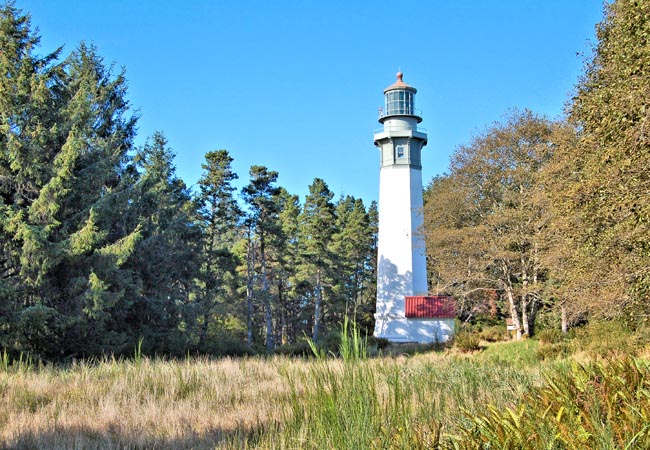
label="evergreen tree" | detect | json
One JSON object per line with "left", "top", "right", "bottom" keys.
{"left": 274, "top": 187, "right": 301, "bottom": 344}
{"left": 0, "top": 2, "right": 64, "bottom": 351}
{"left": 242, "top": 165, "right": 281, "bottom": 352}
{"left": 300, "top": 178, "right": 336, "bottom": 342}
{"left": 358, "top": 200, "right": 378, "bottom": 334}
{"left": 195, "top": 149, "right": 241, "bottom": 350}
{"left": 128, "top": 132, "right": 199, "bottom": 354}
{"left": 330, "top": 196, "right": 374, "bottom": 326}
{"left": 8, "top": 42, "right": 140, "bottom": 357}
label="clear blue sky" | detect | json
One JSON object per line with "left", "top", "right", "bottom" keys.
{"left": 19, "top": 0, "right": 604, "bottom": 205}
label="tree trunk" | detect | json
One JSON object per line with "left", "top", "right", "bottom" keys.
{"left": 502, "top": 262, "right": 523, "bottom": 339}
{"left": 313, "top": 268, "right": 321, "bottom": 343}
{"left": 246, "top": 230, "right": 255, "bottom": 348}
{"left": 260, "top": 239, "right": 274, "bottom": 353}
{"left": 278, "top": 280, "right": 287, "bottom": 345}
{"left": 521, "top": 253, "right": 530, "bottom": 337}
{"left": 528, "top": 296, "right": 538, "bottom": 337}
{"left": 521, "top": 295, "right": 530, "bottom": 337}
{"left": 199, "top": 309, "right": 209, "bottom": 348}
{"left": 505, "top": 284, "right": 523, "bottom": 339}
{"left": 561, "top": 301, "right": 568, "bottom": 333}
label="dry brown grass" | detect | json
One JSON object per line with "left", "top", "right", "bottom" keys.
{"left": 3, "top": 334, "right": 638, "bottom": 449}
{"left": 0, "top": 356, "right": 301, "bottom": 449}
{"left": 1, "top": 350, "right": 540, "bottom": 449}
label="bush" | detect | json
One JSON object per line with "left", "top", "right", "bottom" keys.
{"left": 275, "top": 341, "right": 313, "bottom": 357}
{"left": 454, "top": 331, "right": 481, "bottom": 353}
{"left": 367, "top": 336, "right": 390, "bottom": 350}
{"left": 212, "top": 337, "right": 255, "bottom": 357}
{"left": 535, "top": 342, "right": 571, "bottom": 361}
{"left": 383, "top": 342, "right": 442, "bottom": 357}
{"left": 536, "top": 328, "right": 565, "bottom": 345}
{"left": 572, "top": 320, "right": 640, "bottom": 358}
{"left": 319, "top": 330, "right": 342, "bottom": 355}
{"left": 478, "top": 325, "right": 507, "bottom": 342}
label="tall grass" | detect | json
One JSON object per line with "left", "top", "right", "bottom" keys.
{"left": 262, "top": 324, "right": 546, "bottom": 449}
{"left": 259, "top": 328, "right": 650, "bottom": 449}
{"left": 1, "top": 325, "right": 649, "bottom": 449}
{"left": 0, "top": 355, "right": 292, "bottom": 449}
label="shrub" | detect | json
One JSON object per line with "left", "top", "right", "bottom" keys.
{"left": 478, "top": 325, "right": 507, "bottom": 342}
{"left": 572, "top": 319, "right": 638, "bottom": 358}
{"left": 319, "top": 330, "right": 342, "bottom": 355}
{"left": 454, "top": 331, "right": 481, "bottom": 353}
{"left": 213, "top": 337, "right": 255, "bottom": 357}
{"left": 274, "top": 341, "right": 313, "bottom": 357}
{"left": 367, "top": 336, "right": 390, "bottom": 350}
{"left": 535, "top": 342, "right": 571, "bottom": 361}
{"left": 536, "top": 328, "right": 565, "bottom": 345}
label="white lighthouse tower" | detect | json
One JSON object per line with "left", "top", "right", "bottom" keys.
{"left": 373, "top": 72, "right": 455, "bottom": 343}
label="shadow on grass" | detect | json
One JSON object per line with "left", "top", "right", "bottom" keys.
{"left": 382, "top": 341, "right": 451, "bottom": 357}
{"left": 3, "top": 423, "right": 267, "bottom": 450}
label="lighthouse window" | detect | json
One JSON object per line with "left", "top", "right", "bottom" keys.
{"left": 396, "top": 145, "right": 405, "bottom": 158}
{"left": 385, "top": 90, "right": 413, "bottom": 115}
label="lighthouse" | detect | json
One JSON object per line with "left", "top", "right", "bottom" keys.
{"left": 373, "top": 72, "right": 455, "bottom": 343}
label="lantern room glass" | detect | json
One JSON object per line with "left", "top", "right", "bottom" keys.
{"left": 385, "top": 90, "right": 414, "bottom": 115}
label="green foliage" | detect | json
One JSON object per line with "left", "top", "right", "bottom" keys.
{"left": 193, "top": 148, "right": 240, "bottom": 350}
{"left": 477, "top": 325, "right": 508, "bottom": 343}
{"left": 424, "top": 110, "right": 556, "bottom": 339}
{"left": 338, "top": 316, "right": 368, "bottom": 362}
{"left": 299, "top": 177, "right": 336, "bottom": 343}
{"left": 266, "top": 341, "right": 547, "bottom": 449}
{"left": 0, "top": 2, "right": 380, "bottom": 359}
{"left": 476, "top": 339, "right": 542, "bottom": 367}
{"left": 545, "top": 0, "right": 650, "bottom": 322}
{"left": 0, "top": 6, "right": 201, "bottom": 359}
{"left": 535, "top": 341, "right": 571, "bottom": 361}
{"left": 536, "top": 328, "right": 565, "bottom": 345}
{"left": 454, "top": 330, "right": 482, "bottom": 353}
{"left": 274, "top": 341, "right": 313, "bottom": 357}
{"left": 571, "top": 319, "right": 650, "bottom": 359}
{"left": 14, "top": 0, "right": 650, "bottom": 366}
{"left": 453, "top": 357, "right": 650, "bottom": 449}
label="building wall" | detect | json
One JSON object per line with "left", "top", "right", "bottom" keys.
{"left": 375, "top": 317, "right": 455, "bottom": 343}
{"left": 374, "top": 162, "right": 433, "bottom": 342}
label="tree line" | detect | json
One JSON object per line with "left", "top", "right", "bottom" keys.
{"left": 1, "top": 0, "right": 648, "bottom": 359}
{"left": 0, "top": 2, "right": 377, "bottom": 360}
{"left": 423, "top": 0, "right": 649, "bottom": 338}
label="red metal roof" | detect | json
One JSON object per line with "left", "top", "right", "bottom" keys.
{"left": 405, "top": 296, "right": 456, "bottom": 319}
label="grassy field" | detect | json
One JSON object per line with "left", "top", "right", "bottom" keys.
{"left": 2, "top": 326, "right": 650, "bottom": 449}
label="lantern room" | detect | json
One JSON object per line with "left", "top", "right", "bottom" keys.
{"left": 379, "top": 72, "right": 422, "bottom": 123}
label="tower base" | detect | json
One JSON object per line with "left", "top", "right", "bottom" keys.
{"left": 374, "top": 316, "right": 455, "bottom": 344}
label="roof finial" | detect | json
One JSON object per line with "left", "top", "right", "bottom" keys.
{"left": 396, "top": 71, "right": 403, "bottom": 82}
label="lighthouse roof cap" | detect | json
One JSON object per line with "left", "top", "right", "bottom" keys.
{"left": 384, "top": 71, "right": 417, "bottom": 94}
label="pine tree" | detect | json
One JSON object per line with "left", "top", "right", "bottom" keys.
{"left": 128, "top": 132, "right": 199, "bottom": 354}
{"left": 242, "top": 165, "right": 281, "bottom": 352}
{"left": 195, "top": 149, "right": 241, "bottom": 350}
{"left": 357, "top": 200, "right": 378, "bottom": 334}
{"left": 300, "top": 178, "right": 336, "bottom": 342}
{"left": 0, "top": 2, "right": 64, "bottom": 351}
{"left": 330, "top": 196, "right": 373, "bottom": 325}
{"left": 267, "top": 187, "right": 300, "bottom": 344}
